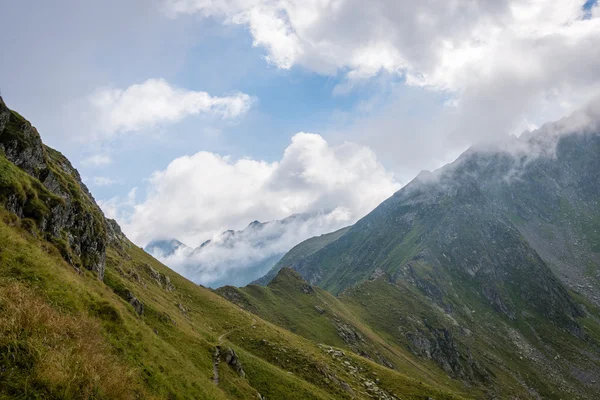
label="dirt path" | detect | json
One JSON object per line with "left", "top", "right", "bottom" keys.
{"left": 212, "top": 348, "right": 220, "bottom": 385}
{"left": 218, "top": 318, "right": 256, "bottom": 343}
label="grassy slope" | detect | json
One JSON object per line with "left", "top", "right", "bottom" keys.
{"left": 0, "top": 205, "right": 470, "bottom": 399}
{"left": 221, "top": 266, "right": 600, "bottom": 399}
{"left": 219, "top": 269, "right": 473, "bottom": 395}
{"left": 340, "top": 276, "right": 600, "bottom": 399}
{"left": 0, "top": 148, "right": 470, "bottom": 399}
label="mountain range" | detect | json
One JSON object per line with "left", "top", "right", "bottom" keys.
{"left": 1, "top": 95, "right": 600, "bottom": 399}
{"left": 145, "top": 214, "right": 348, "bottom": 288}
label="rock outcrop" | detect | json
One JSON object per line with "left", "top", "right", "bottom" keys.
{"left": 406, "top": 325, "right": 488, "bottom": 382}
{"left": 126, "top": 291, "right": 144, "bottom": 316}
{"left": 213, "top": 346, "right": 245, "bottom": 381}
{"left": 144, "top": 264, "right": 176, "bottom": 291}
{"left": 0, "top": 96, "right": 119, "bottom": 280}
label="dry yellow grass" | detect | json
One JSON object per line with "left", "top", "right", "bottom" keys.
{"left": 0, "top": 282, "right": 145, "bottom": 399}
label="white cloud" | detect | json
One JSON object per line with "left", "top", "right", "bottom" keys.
{"left": 81, "top": 154, "right": 112, "bottom": 166}
{"left": 149, "top": 214, "right": 349, "bottom": 287}
{"left": 166, "top": 0, "right": 600, "bottom": 164}
{"left": 165, "top": 1, "right": 599, "bottom": 87}
{"left": 116, "top": 132, "right": 399, "bottom": 247}
{"left": 88, "top": 78, "right": 254, "bottom": 137}
{"left": 114, "top": 132, "right": 398, "bottom": 286}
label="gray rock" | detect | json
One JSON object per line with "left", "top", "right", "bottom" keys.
{"left": 161, "top": 274, "right": 176, "bottom": 291}
{"left": 148, "top": 266, "right": 162, "bottom": 286}
{"left": 223, "top": 347, "right": 245, "bottom": 377}
{"left": 335, "top": 323, "right": 364, "bottom": 345}
{"left": 214, "top": 346, "right": 245, "bottom": 378}
{"left": 406, "top": 325, "right": 488, "bottom": 382}
{"left": 126, "top": 291, "right": 144, "bottom": 316}
{"left": 301, "top": 283, "right": 314, "bottom": 294}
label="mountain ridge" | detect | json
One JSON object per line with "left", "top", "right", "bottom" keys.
{"left": 145, "top": 213, "right": 350, "bottom": 288}
{"left": 0, "top": 95, "right": 473, "bottom": 399}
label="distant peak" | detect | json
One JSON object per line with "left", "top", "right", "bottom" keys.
{"left": 144, "top": 238, "right": 187, "bottom": 257}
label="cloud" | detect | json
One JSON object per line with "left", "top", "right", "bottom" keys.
{"left": 165, "top": 1, "right": 599, "bottom": 88}
{"left": 115, "top": 132, "right": 399, "bottom": 248}
{"left": 81, "top": 154, "right": 112, "bottom": 167}
{"left": 87, "top": 78, "right": 254, "bottom": 137}
{"left": 149, "top": 214, "right": 349, "bottom": 287}
{"left": 166, "top": 0, "right": 600, "bottom": 172}
{"left": 411, "top": 96, "right": 600, "bottom": 189}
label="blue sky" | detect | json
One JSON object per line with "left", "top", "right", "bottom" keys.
{"left": 0, "top": 0, "right": 390, "bottom": 203}
{"left": 2, "top": 0, "right": 600, "bottom": 256}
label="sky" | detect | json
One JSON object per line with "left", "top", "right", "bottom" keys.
{"left": 1, "top": 0, "right": 600, "bottom": 286}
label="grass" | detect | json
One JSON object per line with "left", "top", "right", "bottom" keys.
{"left": 219, "top": 269, "right": 472, "bottom": 398}
{"left": 227, "top": 259, "right": 600, "bottom": 399}
{"left": 0, "top": 203, "right": 473, "bottom": 399}
{"left": 0, "top": 282, "right": 144, "bottom": 400}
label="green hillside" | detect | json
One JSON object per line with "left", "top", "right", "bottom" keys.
{"left": 0, "top": 97, "right": 471, "bottom": 399}
{"left": 220, "top": 265, "right": 600, "bottom": 398}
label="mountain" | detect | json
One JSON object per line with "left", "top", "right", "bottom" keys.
{"left": 253, "top": 226, "right": 351, "bottom": 286}
{"left": 263, "top": 119, "right": 600, "bottom": 302}
{"left": 242, "top": 118, "right": 600, "bottom": 397}
{"left": 145, "top": 238, "right": 188, "bottom": 257}
{"left": 145, "top": 214, "right": 344, "bottom": 288}
{"left": 1, "top": 96, "right": 472, "bottom": 399}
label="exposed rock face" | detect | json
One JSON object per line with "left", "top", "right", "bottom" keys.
{"left": 0, "top": 96, "right": 113, "bottom": 279}
{"left": 223, "top": 347, "right": 245, "bottom": 377}
{"left": 216, "top": 286, "right": 257, "bottom": 313}
{"left": 301, "top": 283, "right": 314, "bottom": 294}
{"left": 214, "top": 346, "right": 245, "bottom": 378}
{"left": 406, "top": 325, "right": 488, "bottom": 382}
{"left": 106, "top": 218, "right": 130, "bottom": 256}
{"left": 162, "top": 275, "right": 175, "bottom": 291}
{"left": 335, "top": 323, "right": 364, "bottom": 346}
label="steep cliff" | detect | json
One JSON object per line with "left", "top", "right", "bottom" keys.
{"left": 0, "top": 97, "right": 108, "bottom": 278}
